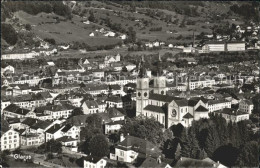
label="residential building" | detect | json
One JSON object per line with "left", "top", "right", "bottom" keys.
{"left": 1, "top": 128, "right": 20, "bottom": 151}
{"left": 239, "top": 99, "right": 254, "bottom": 114}
{"left": 83, "top": 156, "right": 107, "bottom": 168}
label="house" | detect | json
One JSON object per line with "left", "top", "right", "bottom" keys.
{"left": 12, "top": 84, "right": 32, "bottom": 96}
{"left": 57, "top": 136, "right": 78, "bottom": 152}
{"left": 125, "top": 64, "right": 136, "bottom": 71}
{"left": 238, "top": 99, "right": 254, "bottom": 114}
{"left": 96, "top": 99, "right": 106, "bottom": 113}
{"left": 208, "top": 99, "right": 231, "bottom": 112}
{"left": 3, "top": 65, "right": 15, "bottom": 74}
{"left": 202, "top": 41, "right": 225, "bottom": 53}
{"left": 226, "top": 42, "right": 245, "bottom": 51}
{"left": 175, "top": 157, "right": 227, "bottom": 168}
{"left": 140, "top": 156, "right": 172, "bottom": 168}
{"left": 3, "top": 104, "right": 36, "bottom": 119}
{"left": 82, "top": 84, "right": 108, "bottom": 96}
{"left": 45, "top": 124, "right": 64, "bottom": 142}
{"left": 104, "top": 31, "right": 115, "bottom": 37}
{"left": 89, "top": 32, "right": 95, "bottom": 37}
{"left": 83, "top": 156, "right": 107, "bottom": 168}
{"left": 110, "top": 135, "right": 161, "bottom": 163}
{"left": 106, "top": 96, "right": 123, "bottom": 108}
{"left": 1, "top": 51, "right": 40, "bottom": 60}
{"left": 60, "top": 124, "right": 80, "bottom": 139}
{"left": 109, "top": 84, "right": 122, "bottom": 95}
{"left": 20, "top": 133, "right": 43, "bottom": 146}
{"left": 105, "top": 120, "right": 125, "bottom": 134}
{"left": 104, "top": 108, "right": 125, "bottom": 121}
{"left": 1, "top": 128, "right": 20, "bottom": 151}
{"left": 37, "top": 103, "right": 75, "bottom": 119}
{"left": 213, "top": 108, "right": 249, "bottom": 123}
{"left": 81, "top": 100, "right": 99, "bottom": 114}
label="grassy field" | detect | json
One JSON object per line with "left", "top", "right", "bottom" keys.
{"left": 13, "top": 11, "right": 122, "bottom": 46}
{"left": 7, "top": 157, "right": 46, "bottom": 168}
{"left": 4, "top": 1, "right": 246, "bottom": 49}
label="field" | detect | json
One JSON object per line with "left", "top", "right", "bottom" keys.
{"left": 13, "top": 11, "right": 122, "bottom": 46}
{"left": 7, "top": 157, "right": 46, "bottom": 168}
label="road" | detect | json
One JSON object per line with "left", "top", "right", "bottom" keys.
{"left": 23, "top": 151, "right": 65, "bottom": 168}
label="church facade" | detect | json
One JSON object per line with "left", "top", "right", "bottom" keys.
{"left": 136, "top": 56, "right": 210, "bottom": 128}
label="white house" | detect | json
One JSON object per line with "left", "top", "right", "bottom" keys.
{"left": 1, "top": 128, "right": 20, "bottom": 151}
{"left": 213, "top": 108, "right": 249, "bottom": 123}
{"left": 83, "top": 156, "right": 107, "bottom": 168}
{"left": 81, "top": 100, "right": 99, "bottom": 114}
{"left": 239, "top": 99, "right": 254, "bottom": 114}
{"left": 3, "top": 65, "right": 15, "bottom": 74}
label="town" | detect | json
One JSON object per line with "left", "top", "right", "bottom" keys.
{"left": 1, "top": 1, "right": 259, "bottom": 168}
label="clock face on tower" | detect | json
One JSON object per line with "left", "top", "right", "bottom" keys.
{"left": 138, "top": 92, "right": 141, "bottom": 97}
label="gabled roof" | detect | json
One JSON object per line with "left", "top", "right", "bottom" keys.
{"left": 195, "top": 105, "right": 208, "bottom": 112}
{"left": 144, "top": 105, "right": 167, "bottom": 114}
{"left": 30, "top": 120, "right": 52, "bottom": 130}
{"left": 83, "top": 155, "right": 104, "bottom": 164}
{"left": 106, "top": 107, "right": 125, "bottom": 118}
{"left": 4, "top": 104, "right": 31, "bottom": 115}
{"left": 117, "top": 135, "right": 160, "bottom": 157}
{"left": 83, "top": 100, "right": 98, "bottom": 109}
{"left": 141, "top": 156, "right": 169, "bottom": 168}
{"left": 216, "top": 108, "right": 248, "bottom": 116}
{"left": 22, "top": 117, "right": 38, "bottom": 127}
{"left": 46, "top": 124, "right": 63, "bottom": 134}
{"left": 109, "top": 84, "right": 121, "bottom": 90}
{"left": 61, "top": 124, "right": 73, "bottom": 133}
{"left": 183, "top": 113, "right": 194, "bottom": 119}
{"left": 106, "top": 96, "right": 122, "bottom": 103}
{"left": 174, "top": 99, "right": 188, "bottom": 107}
{"left": 242, "top": 99, "right": 253, "bottom": 105}
{"left": 149, "top": 93, "right": 181, "bottom": 103}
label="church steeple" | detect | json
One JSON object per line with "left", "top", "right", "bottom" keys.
{"left": 156, "top": 54, "right": 163, "bottom": 76}
{"left": 138, "top": 55, "right": 147, "bottom": 78}
{"left": 136, "top": 55, "right": 149, "bottom": 117}
{"left": 153, "top": 53, "right": 166, "bottom": 95}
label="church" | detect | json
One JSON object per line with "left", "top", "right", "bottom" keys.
{"left": 136, "top": 56, "right": 210, "bottom": 128}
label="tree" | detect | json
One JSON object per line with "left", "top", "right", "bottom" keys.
{"left": 205, "top": 126, "right": 220, "bottom": 157}
{"left": 1, "top": 23, "right": 18, "bottom": 45}
{"left": 126, "top": 26, "right": 136, "bottom": 43}
{"left": 88, "top": 10, "right": 95, "bottom": 22}
{"left": 25, "top": 24, "right": 32, "bottom": 31}
{"left": 89, "top": 134, "right": 109, "bottom": 157}
{"left": 236, "top": 141, "right": 259, "bottom": 167}
{"left": 120, "top": 117, "right": 164, "bottom": 144}
{"left": 39, "top": 139, "right": 62, "bottom": 153}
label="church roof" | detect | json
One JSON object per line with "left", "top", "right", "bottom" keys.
{"left": 144, "top": 105, "right": 167, "bottom": 114}
{"left": 149, "top": 93, "right": 181, "bottom": 102}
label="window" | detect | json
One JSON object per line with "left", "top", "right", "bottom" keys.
{"left": 120, "top": 151, "right": 124, "bottom": 156}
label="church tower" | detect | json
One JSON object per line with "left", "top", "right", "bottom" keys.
{"left": 136, "top": 56, "right": 149, "bottom": 117}
{"left": 153, "top": 54, "right": 166, "bottom": 95}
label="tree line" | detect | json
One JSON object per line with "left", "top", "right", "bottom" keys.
{"left": 174, "top": 114, "right": 259, "bottom": 167}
